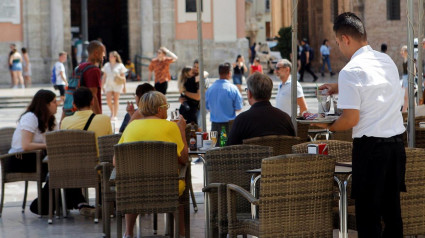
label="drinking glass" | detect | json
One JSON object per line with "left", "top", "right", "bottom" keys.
{"left": 332, "top": 95, "right": 343, "bottom": 116}
{"left": 171, "top": 110, "right": 180, "bottom": 122}
{"left": 210, "top": 131, "right": 218, "bottom": 147}
{"left": 317, "top": 90, "right": 331, "bottom": 116}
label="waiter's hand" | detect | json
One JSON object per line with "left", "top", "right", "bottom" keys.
{"left": 319, "top": 83, "right": 338, "bottom": 95}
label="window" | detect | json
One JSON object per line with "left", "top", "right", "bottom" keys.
{"left": 331, "top": 0, "right": 338, "bottom": 23}
{"left": 265, "top": 0, "right": 270, "bottom": 12}
{"left": 387, "top": 0, "right": 400, "bottom": 20}
{"left": 186, "top": 0, "right": 202, "bottom": 13}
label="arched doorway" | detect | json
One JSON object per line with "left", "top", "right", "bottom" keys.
{"left": 71, "top": 0, "right": 129, "bottom": 64}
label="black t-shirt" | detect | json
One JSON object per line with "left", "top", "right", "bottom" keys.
{"left": 233, "top": 64, "right": 245, "bottom": 75}
{"left": 184, "top": 76, "right": 199, "bottom": 94}
{"left": 227, "top": 101, "right": 295, "bottom": 145}
{"left": 300, "top": 44, "right": 311, "bottom": 62}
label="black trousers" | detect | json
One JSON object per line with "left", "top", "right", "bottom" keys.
{"left": 155, "top": 81, "right": 168, "bottom": 95}
{"left": 299, "top": 61, "right": 317, "bottom": 81}
{"left": 352, "top": 134, "right": 406, "bottom": 238}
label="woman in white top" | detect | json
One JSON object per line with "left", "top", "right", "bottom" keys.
{"left": 9, "top": 90, "right": 57, "bottom": 171}
{"left": 101, "top": 51, "right": 127, "bottom": 121}
{"left": 9, "top": 48, "right": 25, "bottom": 89}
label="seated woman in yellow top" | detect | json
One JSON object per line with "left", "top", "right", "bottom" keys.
{"left": 115, "top": 91, "right": 188, "bottom": 238}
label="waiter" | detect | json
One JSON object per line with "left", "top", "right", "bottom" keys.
{"left": 316, "top": 12, "right": 406, "bottom": 237}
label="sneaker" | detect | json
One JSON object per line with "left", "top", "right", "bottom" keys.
{"left": 313, "top": 77, "right": 318, "bottom": 82}
{"left": 330, "top": 72, "right": 335, "bottom": 76}
{"left": 321, "top": 72, "right": 325, "bottom": 77}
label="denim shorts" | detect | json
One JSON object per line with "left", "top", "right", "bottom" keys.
{"left": 11, "top": 62, "right": 22, "bottom": 71}
{"left": 233, "top": 74, "right": 243, "bottom": 85}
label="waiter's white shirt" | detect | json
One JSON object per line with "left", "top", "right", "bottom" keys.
{"left": 338, "top": 45, "right": 405, "bottom": 138}
{"left": 275, "top": 76, "right": 304, "bottom": 117}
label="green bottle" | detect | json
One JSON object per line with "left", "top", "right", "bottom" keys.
{"left": 220, "top": 126, "right": 227, "bottom": 147}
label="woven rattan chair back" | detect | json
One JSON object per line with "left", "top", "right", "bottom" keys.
{"left": 296, "top": 123, "right": 310, "bottom": 142}
{"left": 331, "top": 129, "right": 353, "bottom": 142}
{"left": 98, "top": 134, "right": 121, "bottom": 163}
{"left": 401, "top": 147, "right": 425, "bottom": 235}
{"left": 292, "top": 140, "right": 353, "bottom": 162}
{"left": 243, "top": 135, "right": 302, "bottom": 156}
{"left": 259, "top": 154, "right": 335, "bottom": 237}
{"left": 0, "top": 127, "right": 15, "bottom": 155}
{"left": 46, "top": 130, "right": 99, "bottom": 189}
{"left": 114, "top": 141, "right": 179, "bottom": 214}
{"left": 204, "top": 145, "right": 273, "bottom": 235}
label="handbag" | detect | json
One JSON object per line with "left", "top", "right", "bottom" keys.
{"left": 114, "top": 74, "right": 126, "bottom": 85}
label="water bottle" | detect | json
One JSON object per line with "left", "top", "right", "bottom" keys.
{"left": 220, "top": 126, "right": 227, "bottom": 147}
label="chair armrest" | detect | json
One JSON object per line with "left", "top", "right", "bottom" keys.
{"left": 227, "top": 184, "right": 259, "bottom": 205}
{"left": 179, "top": 163, "right": 188, "bottom": 180}
{"left": 202, "top": 182, "right": 223, "bottom": 193}
{"left": 95, "top": 161, "right": 113, "bottom": 172}
{"left": 0, "top": 149, "right": 43, "bottom": 160}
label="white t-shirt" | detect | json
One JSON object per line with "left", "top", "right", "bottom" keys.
{"left": 101, "top": 62, "right": 127, "bottom": 87}
{"left": 338, "top": 45, "right": 405, "bottom": 138}
{"left": 54, "top": 61, "right": 66, "bottom": 85}
{"left": 275, "top": 76, "right": 305, "bottom": 116}
{"left": 9, "top": 112, "right": 56, "bottom": 153}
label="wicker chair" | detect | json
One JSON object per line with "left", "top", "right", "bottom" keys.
{"left": 330, "top": 129, "right": 353, "bottom": 142}
{"left": 296, "top": 122, "right": 310, "bottom": 142}
{"left": 243, "top": 135, "right": 302, "bottom": 156}
{"left": 227, "top": 154, "right": 336, "bottom": 237}
{"left": 45, "top": 130, "right": 100, "bottom": 224}
{"left": 0, "top": 127, "right": 15, "bottom": 155}
{"left": 114, "top": 141, "right": 181, "bottom": 237}
{"left": 292, "top": 140, "right": 354, "bottom": 229}
{"left": 0, "top": 127, "right": 46, "bottom": 217}
{"left": 400, "top": 147, "right": 425, "bottom": 236}
{"left": 96, "top": 134, "right": 121, "bottom": 238}
{"left": 202, "top": 145, "right": 273, "bottom": 237}
{"left": 0, "top": 150, "right": 45, "bottom": 217}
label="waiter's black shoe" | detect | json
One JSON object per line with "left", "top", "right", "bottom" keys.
{"left": 313, "top": 76, "right": 318, "bottom": 82}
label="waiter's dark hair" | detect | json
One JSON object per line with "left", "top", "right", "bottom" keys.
{"left": 333, "top": 12, "right": 367, "bottom": 41}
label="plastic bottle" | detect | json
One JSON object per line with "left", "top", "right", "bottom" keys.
{"left": 189, "top": 122, "right": 197, "bottom": 151}
{"left": 220, "top": 126, "right": 227, "bottom": 147}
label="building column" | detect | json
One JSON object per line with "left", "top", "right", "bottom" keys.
{"left": 141, "top": 0, "right": 154, "bottom": 57}
{"left": 159, "top": 0, "right": 175, "bottom": 50}
{"left": 49, "top": 0, "right": 64, "bottom": 58}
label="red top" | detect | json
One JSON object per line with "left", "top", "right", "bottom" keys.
{"left": 250, "top": 64, "right": 263, "bottom": 73}
{"left": 79, "top": 62, "right": 102, "bottom": 113}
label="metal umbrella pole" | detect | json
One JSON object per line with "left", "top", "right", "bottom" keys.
{"left": 407, "top": 0, "right": 416, "bottom": 147}
{"left": 417, "top": 0, "right": 424, "bottom": 104}
{"left": 197, "top": 0, "right": 206, "bottom": 132}
{"left": 291, "top": 0, "right": 298, "bottom": 133}
{"left": 81, "top": 0, "right": 89, "bottom": 63}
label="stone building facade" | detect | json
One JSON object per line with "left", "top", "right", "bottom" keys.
{"left": 271, "top": 0, "right": 424, "bottom": 74}
{"left": 0, "top": 0, "right": 250, "bottom": 85}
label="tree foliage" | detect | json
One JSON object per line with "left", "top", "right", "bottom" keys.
{"left": 275, "top": 26, "right": 292, "bottom": 60}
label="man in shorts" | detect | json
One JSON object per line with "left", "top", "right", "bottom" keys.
{"left": 53, "top": 51, "right": 68, "bottom": 104}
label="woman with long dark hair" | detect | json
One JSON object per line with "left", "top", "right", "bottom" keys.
{"left": 9, "top": 89, "right": 57, "bottom": 155}
{"left": 232, "top": 55, "right": 247, "bottom": 95}
{"left": 177, "top": 66, "right": 200, "bottom": 124}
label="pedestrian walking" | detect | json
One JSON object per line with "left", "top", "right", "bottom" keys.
{"left": 400, "top": 45, "right": 410, "bottom": 112}
{"left": 250, "top": 57, "right": 263, "bottom": 75}
{"left": 21, "top": 48, "right": 32, "bottom": 87}
{"left": 299, "top": 38, "right": 318, "bottom": 82}
{"left": 148, "top": 46, "right": 178, "bottom": 95}
{"left": 101, "top": 51, "right": 127, "bottom": 121}
{"left": 52, "top": 51, "right": 68, "bottom": 104}
{"left": 232, "top": 55, "right": 247, "bottom": 96}
{"left": 316, "top": 12, "right": 406, "bottom": 237}
{"left": 8, "top": 44, "right": 16, "bottom": 87}
{"left": 320, "top": 39, "right": 335, "bottom": 77}
{"left": 178, "top": 66, "right": 200, "bottom": 124}
{"left": 9, "top": 47, "right": 25, "bottom": 89}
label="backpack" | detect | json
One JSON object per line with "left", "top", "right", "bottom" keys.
{"left": 50, "top": 65, "right": 56, "bottom": 85}
{"left": 63, "top": 64, "right": 97, "bottom": 116}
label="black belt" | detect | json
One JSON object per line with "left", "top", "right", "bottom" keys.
{"left": 354, "top": 134, "right": 403, "bottom": 144}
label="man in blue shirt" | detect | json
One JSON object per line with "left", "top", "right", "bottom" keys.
{"left": 206, "top": 63, "right": 243, "bottom": 145}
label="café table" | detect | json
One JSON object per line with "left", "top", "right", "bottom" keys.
{"left": 247, "top": 161, "right": 352, "bottom": 238}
